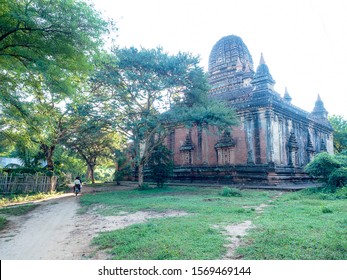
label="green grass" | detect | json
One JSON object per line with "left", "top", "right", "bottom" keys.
{"left": 0, "top": 216, "right": 8, "bottom": 231}
{"left": 0, "top": 192, "right": 62, "bottom": 207}
{"left": 237, "top": 188, "right": 347, "bottom": 260}
{"left": 79, "top": 185, "right": 347, "bottom": 260}
{"left": 80, "top": 186, "right": 273, "bottom": 259}
{"left": 0, "top": 203, "right": 39, "bottom": 216}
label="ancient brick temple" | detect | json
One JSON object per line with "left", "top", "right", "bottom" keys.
{"left": 167, "top": 35, "right": 333, "bottom": 184}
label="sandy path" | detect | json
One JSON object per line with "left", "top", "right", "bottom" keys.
{"left": 0, "top": 186, "right": 187, "bottom": 260}
{"left": 0, "top": 194, "right": 80, "bottom": 259}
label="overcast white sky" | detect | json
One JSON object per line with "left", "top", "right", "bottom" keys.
{"left": 91, "top": 0, "right": 347, "bottom": 118}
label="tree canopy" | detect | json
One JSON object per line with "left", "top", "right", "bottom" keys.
{"left": 0, "top": 0, "right": 114, "bottom": 172}
{"left": 92, "top": 47, "right": 237, "bottom": 186}
{"left": 328, "top": 115, "right": 347, "bottom": 153}
{"left": 0, "top": 0, "right": 113, "bottom": 98}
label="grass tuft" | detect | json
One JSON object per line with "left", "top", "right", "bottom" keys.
{"left": 220, "top": 187, "right": 242, "bottom": 197}
{"left": 0, "top": 216, "right": 8, "bottom": 231}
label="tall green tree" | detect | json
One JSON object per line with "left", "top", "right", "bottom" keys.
{"left": 147, "top": 144, "right": 173, "bottom": 188}
{"left": 0, "top": 0, "right": 115, "bottom": 171}
{"left": 62, "top": 114, "right": 125, "bottom": 183}
{"left": 329, "top": 115, "right": 347, "bottom": 153}
{"left": 93, "top": 47, "right": 237, "bottom": 186}
{"left": 0, "top": 0, "right": 113, "bottom": 98}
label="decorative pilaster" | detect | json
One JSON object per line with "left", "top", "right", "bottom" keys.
{"left": 197, "top": 125, "right": 203, "bottom": 162}
{"left": 265, "top": 110, "right": 274, "bottom": 164}
{"left": 306, "top": 133, "right": 315, "bottom": 162}
{"left": 180, "top": 130, "right": 194, "bottom": 165}
{"left": 288, "top": 132, "right": 299, "bottom": 166}
{"left": 215, "top": 131, "right": 235, "bottom": 165}
{"left": 245, "top": 113, "right": 255, "bottom": 164}
{"left": 278, "top": 115, "right": 284, "bottom": 164}
{"left": 320, "top": 138, "right": 327, "bottom": 152}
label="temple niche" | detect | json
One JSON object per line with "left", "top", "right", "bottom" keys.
{"left": 166, "top": 35, "right": 333, "bottom": 184}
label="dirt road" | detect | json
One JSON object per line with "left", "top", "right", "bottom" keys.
{"left": 0, "top": 185, "right": 187, "bottom": 260}
{"left": 0, "top": 193, "right": 87, "bottom": 259}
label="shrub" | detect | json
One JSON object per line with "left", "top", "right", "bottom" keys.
{"left": 305, "top": 152, "right": 341, "bottom": 182}
{"left": 322, "top": 207, "right": 333, "bottom": 214}
{"left": 147, "top": 145, "right": 173, "bottom": 188}
{"left": 138, "top": 183, "right": 151, "bottom": 190}
{"left": 328, "top": 167, "right": 347, "bottom": 190}
{"left": 335, "top": 186, "right": 347, "bottom": 199}
{"left": 220, "top": 187, "right": 242, "bottom": 197}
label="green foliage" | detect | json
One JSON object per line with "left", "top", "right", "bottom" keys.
{"left": 1, "top": 167, "right": 52, "bottom": 176}
{"left": 335, "top": 186, "right": 347, "bottom": 199}
{"left": 138, "top": 183, "right": 151, "bottom": 190}
{"left": 147, "top": 145, "right": 173, "bottom": 188}
{"left": 113, "top": 149, "right": 131, "bottom": 183}
{"left": 305, "top": 152, "right": 347, "bottom": 191}
{"left": 61, "top": 109, "right": 125, "bottom": 183}
{"left": 220, "top": 187, "right": 242, "bottom": 197}
{"left": 322, "top": 207, "right": 333, "bottom": 214}
{"left": 0, "top": 0, "right": 115, "bottom": 173}
{"left": 52, "top": 146, "right": 85, "bottom": 180}
{"left": 328, "top": 115, "right": 347, "bottom": 153}
{"left": 92, "top": 47, "right": 237, "bottom": 185}
{"left": 335, "top": 150, "right": 347, "bottom": 166}
{"left": 328, "top": 167, "right": 347, "bottom": 189}
{"left": 305, "top": 152, "right": 341, "bottom": 181}
{"left": 0, "top": 0, "right": 113, "bottom": 98}
{"left": 94, "top": 166, "right": 114, "bottom": 182}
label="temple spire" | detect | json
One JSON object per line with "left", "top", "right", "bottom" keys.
{"left": 251, "top": 53, "right": 275, "bottom": 91}
{"left": 283, "top": 87, "right": 292, "bottom": 103}
{"left": 259, "top": 52, "right": 266, "bottom": 65}
{"left": 311, "top": 94, "right": 328, "bottom": 119}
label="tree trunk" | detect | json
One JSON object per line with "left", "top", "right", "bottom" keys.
{"left": 41, "top": 144, "right": 55, "bottom": 172}
{"left": 138, "top": 163, "right": 144, "bottom": 187}
{"left": 86, "top": 163, "right": 96, "bottom": 184}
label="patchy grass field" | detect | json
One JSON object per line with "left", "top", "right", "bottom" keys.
{"left": 80, "top": 186, "right": 272, "bottom": 259}
{"left": 79, "top": 185, "right": 347, "bottom": 260}
{"left": 237, "top": 187, "right": 347, "bottom": 260}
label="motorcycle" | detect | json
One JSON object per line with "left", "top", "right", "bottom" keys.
{"left": 73, "top": 185, "right": 81, "bottom": 196}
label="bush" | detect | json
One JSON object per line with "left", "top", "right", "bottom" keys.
{"left": 220, "top": 187, "right": 242, "bottom": 197}
{"left": 335, "top": 186, "right": 347, "bottom": 199}
{"left": 305, "top": 152, "right": 341, "bottom": 182}
{"left": 148, "top": 145, "right": 173, "bottom": 188}
{"left": 322, "top": 207, "right": 333, "bottom": 214}
{"left": 328, "top": 167, "right": 347, "bottom": 189}
{"left": 138, "top": 183, "right": 151, "bottom": 190}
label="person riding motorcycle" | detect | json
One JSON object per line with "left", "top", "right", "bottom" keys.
{"left": 73, "top": 176, "right": 82, "bottom": 195}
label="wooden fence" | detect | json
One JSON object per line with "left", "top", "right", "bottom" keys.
{"left": 0, "top": 174, "right": 57, "bottom": 194}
